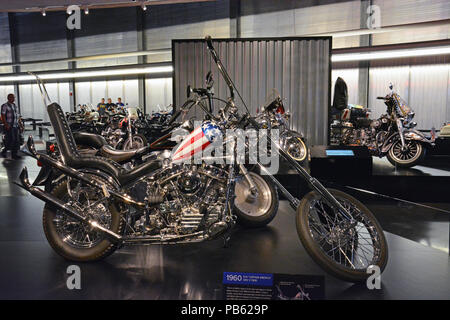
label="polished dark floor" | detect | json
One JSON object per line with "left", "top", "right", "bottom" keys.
{"left": 0, "top": 146, "right": 449, "bottom": 299}
{"left": 372, "top": 157, "right": 450, "bottom": 177}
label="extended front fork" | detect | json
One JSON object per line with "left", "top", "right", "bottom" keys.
{"left": 238, "top": 164, "right": 258, "bottom": 201}
{"left": 248, "top": 121, "right": 354, "bottom": 222}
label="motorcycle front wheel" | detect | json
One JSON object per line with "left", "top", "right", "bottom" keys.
{"left": 296, "top": 188, "right": 388, "bottom": 283}
{"left": 233, "top": 172, "right": 279, "bottom": 228}
{"left": 386, "top": 139, "right": 425, "bottom": 168}
{"left": 123, "top": 133, "right": 148, "bottom": 150}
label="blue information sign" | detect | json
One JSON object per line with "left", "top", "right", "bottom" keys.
{"left": 223, "top": 272, "right": 273, "bottom": 286}
{"left": 325, "top": 149, "right": 355, "bottom": 156}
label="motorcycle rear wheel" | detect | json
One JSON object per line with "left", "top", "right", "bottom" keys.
{"left": 42, "top": 177, "right": 124, "bottom": 262}
{"left": 296, "top": 188, "right": 388, "bottom": 283}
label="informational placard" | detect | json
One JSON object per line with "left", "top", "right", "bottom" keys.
{"left": 325, "top": 149, "right": 355, "bottom": 156}
{"left": 223, "top": 272, "right": 325, "bottom": 300}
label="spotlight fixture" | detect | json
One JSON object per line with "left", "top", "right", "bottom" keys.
{"left": 41, "top": 9, "right": 46, "bottom": 16}
{"left": 141, "top": 2, "right": 147, "bottom": 11}
{"left": 84, "top": 7, "right": 89, "bottom": 15}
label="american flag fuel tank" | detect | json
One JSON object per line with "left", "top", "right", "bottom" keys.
{"left": 171, "top": 121, "right": 222, "bottom": 162}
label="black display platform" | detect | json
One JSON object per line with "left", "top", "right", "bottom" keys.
{"left": 310, "top": 145, "right": 372, "bottom": 178}
{"left": 0, "top": 197, "right": 448, "bottom": 300}
{"left": 275, "top": 145, "right": 450, "bottom": 203}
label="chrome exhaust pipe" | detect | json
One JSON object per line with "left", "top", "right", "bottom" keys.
{"left": 16, "top": 167, "right": 122, "bottom": 244}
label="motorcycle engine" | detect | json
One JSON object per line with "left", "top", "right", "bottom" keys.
{"left": 129, "top": 164, "right": 228, "bottom": 236}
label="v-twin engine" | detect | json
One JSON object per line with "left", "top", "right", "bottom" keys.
{"left": 128, "top": 164, "right": 229, "bottom": 239}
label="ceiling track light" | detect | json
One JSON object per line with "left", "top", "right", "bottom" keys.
{"left": 84, "top": 7, "right": 89, "bottom": 15}
{"left": 0, "top": 65, "right": 174, "bottom": 83}
{"left": 41, "top": 9, "right": 46, "bottom": 16}
{"left": 332, "top": 46, "right": 450, "bottom": 62}
{"left": 141, "top": 2, "right": 147, "bottom": 11}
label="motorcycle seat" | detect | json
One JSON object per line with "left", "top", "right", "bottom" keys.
{"left": 73, "top": 131, "right": 150, "bottom": 163}
{"left": 73, "top": 132, "right": 108, "bottom": 149}
{"left": 99, "top": 145, "right": 150, "bottom": 163}
{"left": 47, "top": 103, "right": 160, "bottom": 186}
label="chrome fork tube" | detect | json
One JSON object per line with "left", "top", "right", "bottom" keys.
{"left": 396, "top": 118, "right": 406, "bottom": 148}
{"left": 238, "top": 164, "right": 258, "bottom": 195}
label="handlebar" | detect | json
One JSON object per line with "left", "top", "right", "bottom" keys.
{"left": 206, "top": 36, "right": 214, "bottom": 51}
{"left": 377, "top": 96, "right": 387, "bottom": 100}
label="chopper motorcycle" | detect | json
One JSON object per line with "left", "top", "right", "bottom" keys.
{"left": 331, "top": 83, "right": 435, "bottom": 168}
{"left": 17, "top": 38, "right": 388, "bottom": 283}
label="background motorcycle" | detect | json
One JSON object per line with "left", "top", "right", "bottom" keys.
{"left": 331, "top": 83, "right": 434, "bottom": 168}
{"left": 255, "top": 89, "right": 308, "bottom": 163}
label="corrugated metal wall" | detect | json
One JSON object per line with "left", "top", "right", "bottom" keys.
{"left": 173, "top": 38, "right": 331, "bottom": 145}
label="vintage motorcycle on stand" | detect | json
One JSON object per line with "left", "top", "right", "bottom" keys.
{"left": 331, "top": 83, "right": 435, "bottom": 168}
{"left": 17, "top": 39, "right": 388, "bottom": 283}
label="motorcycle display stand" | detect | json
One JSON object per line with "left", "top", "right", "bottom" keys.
{"left": 309, "top": 145, "right": 373, "bottom": 179}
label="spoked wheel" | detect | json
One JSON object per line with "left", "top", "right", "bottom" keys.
{"left": 43, "top": 175, "right": 123, "bottom": 261}
{"left": 296, "top": 189, "right": 388, "bottom": 283}
{"left": 123, "top": 133, "right": 147, "bottom": 150}
{"left": 387, "top": 139, "right": 425, "bottom": 168}
{"left": 285, "top": 137, "right": 308, "bottom": 162}
{"left": 233, "top": 172, "right": 279, "bottom": 228}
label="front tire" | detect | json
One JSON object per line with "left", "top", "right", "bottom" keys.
{"left": 296, "top": 189, "right": 388, "bottom": 283}
{"left": 387, "top": 139, "right": 425, "bottom": 168}
{"left": 42, "top": 177, "right": 124, "bottom": 262}
{"left": 233, "top": 172, "right": 279, "bottom": 228}
{"left": 123, "top": 133, "right": 147, "bottom": 150}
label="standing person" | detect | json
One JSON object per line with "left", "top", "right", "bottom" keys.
{"left": 1, "top": 93, "right": 22, "bottom": 159}
{"left": 97, "top": 98, "right": 107, "bottom": 116}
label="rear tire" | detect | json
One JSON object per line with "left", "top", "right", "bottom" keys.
{"left": 42, "top": 177, "right": 124, "bottom": 262}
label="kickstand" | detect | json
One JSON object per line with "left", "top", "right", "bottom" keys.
{"left": 222, "top": 234, "right": 231, "bottom": 248}
{"left": 222, "top": 225, "right": 237, "bottom": 248}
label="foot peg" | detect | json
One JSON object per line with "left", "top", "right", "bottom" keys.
{"left": 26, "top": 136, "right": 37, "bottom": 156}
{"left": 19, "top": 167, "right": 31, "bottom": 188}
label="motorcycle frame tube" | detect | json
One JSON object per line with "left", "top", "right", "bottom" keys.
{"left": 31, "top": 151, "right": 146, "bottom": 208}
